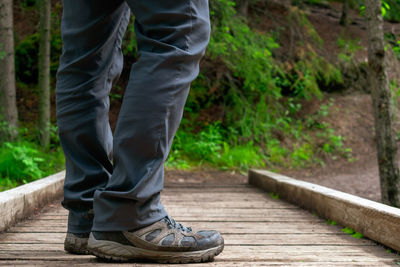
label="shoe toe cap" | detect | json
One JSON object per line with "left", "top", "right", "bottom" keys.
{"left": 196, "top": 230, "right": 224, "bottom": 248}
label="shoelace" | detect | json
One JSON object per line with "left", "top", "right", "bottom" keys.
{"left": 163, "top": 215, "right": 192, "bottom": 232}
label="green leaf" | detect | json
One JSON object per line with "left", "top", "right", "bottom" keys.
{"left": 325, "top": 219, "right": 337, "bottom": 226}
{"left": 341, "top": 227, "right": 355, "bottom": 235}
{"left": 352, "top": 232, "right": 363, "bottom": 239}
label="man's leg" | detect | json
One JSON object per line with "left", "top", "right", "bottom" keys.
{"left": 87, "top": 0, "right": 223, "bottom": 263}
{"left": 92, "top": 0, "right": 211, "bottom": 231}
{"left": 56, "top": 0, "right": 130, "bottom": 252}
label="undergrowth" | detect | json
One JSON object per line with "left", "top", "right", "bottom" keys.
{"left": 0, "top": 124, "right": 64, "bottom": 192}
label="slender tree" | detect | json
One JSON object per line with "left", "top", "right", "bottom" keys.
{"left": 0, "top": 0, "right": 18, "bottom": 140}
{"left": 237, "top": 0, "right": 249, "bottom": 18}
{"left": 366, "top": 0, "right": 400, "bottom": 207}
{"left": 340, "top": 0, "right": 349, "bottom": 26}
{"left": 38, "top": 0, "right": 51, "bottom": 147}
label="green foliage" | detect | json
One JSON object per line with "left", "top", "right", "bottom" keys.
{"left": 0, "top": 125, "right": 65, "bottom": 192}
{"left": 0, "top": 119, "right": 18, "bottom": 142}
{"left": 341, "top": 227, "right": 354, "bottom": 234}
{"left": 269, "top": 192, "right": 279, "bottom": 199}
{"left": 122, "top": 16, "right": 138, "bottom": 57}
{"left": 14, "top": 24, "right": 62, "bottom": 84}
{"left": 360, "top": 0, "right": 400, "bottom": 22}
{"left": 216, "top": 142, "right": 266, "bottom": 170}
{"left": 393, "top": 40, "right": 400, "bottom": 59}
{"left": 382, "top": 0, "right": 400, "bottom": 22}
{"left": 385, "top": 33, "right": 400, "bottom": 60}
{"left": 326, "top": 219, "right": 337, "bottom": 225}
{"left": 352, "top": 232, "right": 363, "bottom": 239}
{"left": 277, "top": 7, "right": 343, "bottom": 97}
{"left": 208, "top": 0, "right": 280, "bottom": 95}
{"left": 290, "top": 143, "right": 313, "bottom": 167}
{"left": 341, "top": 227, "right": 363, "bottom": 239}
{"left": 337, "top": 36, "right": 362, "bottom": 63}
{"left": 15, "top": 33, "right": 39, "bottom": 83}
{"left": 166, "top": 123, "right": 266, "bottom": 171}
{"left": 0, "top": 142, "right": 45, "bottom": 182}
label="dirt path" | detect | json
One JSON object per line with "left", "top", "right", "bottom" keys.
{"left": 278, "top": 91, "right": 400, "bottom": 203}
{"left": 280, "top": 157, "right": 383, "bottom": 202}
{"left": 279, "top": 92, "right": 400, "bottom": 203}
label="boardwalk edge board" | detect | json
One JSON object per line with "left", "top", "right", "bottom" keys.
{"left": 0, "top": 171, "right": 65, "bottom": 232}
{"left": 249, "top": 169, "right": 400, "bottom": 252}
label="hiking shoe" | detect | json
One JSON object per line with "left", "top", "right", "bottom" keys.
{"left": 87, "top": 216, "right": 224, "bottom": 263}
{"left": 64, "top": 232, "right": 90, "bottom": 255}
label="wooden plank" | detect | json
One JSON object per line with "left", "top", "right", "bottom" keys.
{"left": 21, "top": 211, "right": 325, "bottom": 222}
{"left": 41, "top": 206, "right": 302, "bottom": 218}
{"left": 0, "top": 248, "right": 398, "bottom": 261}
{"left": 5, "top": 221, "right": 344, "bottom": 234}
{"left": 26, "top": 208, "right": 308, "bottom": 220}
{"left": 0, "top": 245, "right": 397, "bottom": 257}
{"left": 249, "top": 169, "right": 400, "bottom": 252}
{"left": 10, "top": 217, "right": 322, "bottom": 224}
{"left": 167, "top": 203, "right": 299, "bottom": 210}
{"left": 0, "top": 233, "right": 376, "bottom": 248}
{"left": 223, "top": 233, "right": 376, "bottom": 246}
{"left": 37, "top": 208, "right": 323, "bottom": 219}
{"left": 163, "top": 184, "right": 252, "bottom": 189}
{"left": 162, "top": 194, "right": 282, "bottom": 201}
{"left": 162, "top": 193, "right": 273, "bottom": 198}
{"left": 0, "top": 260, "right": 396, "bottom": 267}
{"left": 162, "top": 187, "right": 259, "bottom": 193}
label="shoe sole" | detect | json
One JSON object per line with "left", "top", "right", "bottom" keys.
{"left": 87, "top": 234, "right": 224, "bottom": 263}
{"left": 64, "top": 233, "right": 89, "bottom": 255}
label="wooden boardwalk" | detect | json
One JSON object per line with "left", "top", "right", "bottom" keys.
{"left": 0, "top": 181, "right": 399, "bottom": 266}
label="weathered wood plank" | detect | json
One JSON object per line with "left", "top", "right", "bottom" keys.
{"left": 0, "top": 260, "right": 396, "bottom": 267}
{"left": 0, "top": 233, "right": 376, "bottom": 248}
{"left": 5, "top": 221, "right": 344, "bottom": 234}
{"left": 1, "top": 245, "right": 388, "bottom": 253}
{"left": 167, "top": 204, "right": 298, "bottom": 210}
{"left": 37, "top": 210, "right": 323, "bottom": 220}
{"left": 163, "top": 187, "right": 258, "bottom": 192}
{"left": 41, "top": 206, "right": 302, "bottom": 217}
{"left": 11, "top": 217, "right": 322, "bottom": 225}
{"left": 0, "top": 249, "right": 398, "bottom": 261}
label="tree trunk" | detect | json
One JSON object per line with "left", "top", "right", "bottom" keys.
{"left": 237, "top": 0, "right": 249, "bottom": 18}
{"left": 0, "top": 0, "right": 18, "bottom": 140}
{"left": 38, "top": 0, "right": 51, "bottom": 148}
{"left": 366, "top": 0, "right": 400, "bottom": 207}
{"left": 340, "top": 0, "right": 349, "bottom": 26}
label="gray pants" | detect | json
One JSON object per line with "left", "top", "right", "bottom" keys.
{"left": 56, "top": 0, "right": 210, "bottom": 233}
